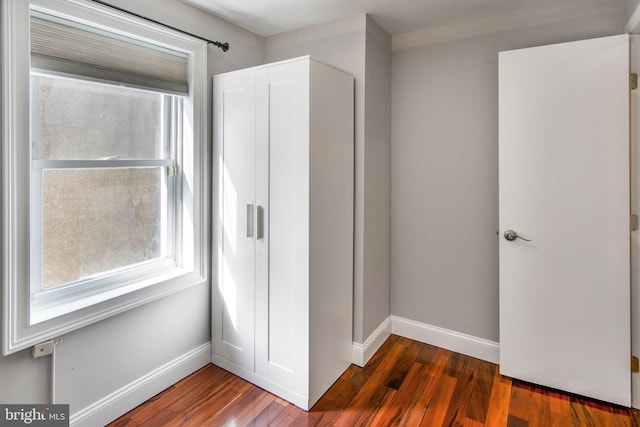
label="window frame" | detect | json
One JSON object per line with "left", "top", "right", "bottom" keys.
{"left": 2, "top": 0, "right": 209, "bottom": 354}
{"left": 29, "top": 75, "right": 181, "bottom": 312}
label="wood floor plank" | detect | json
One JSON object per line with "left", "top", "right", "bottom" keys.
{"left": 109, "top": 417, "right": 138, "bottom": 427}
{"left": 204, "top": 385, "right": 278, "bottom": 426}
{"left": 333, "top": 341, "right": 405, "bottom": 426}
{"left": 384, "top": 361, "right": 425, "bottom": 406}
{"left": 546, "top": 389, "right": 575, "bottom": 427}
{"left": 509, "top": 381, "right": 533, "bottom": 422}
{"left": 384, "top": 347, "right": 448, "bottom": 414}
{"left": 415, "top": 342, "right": 441, "bottom": 365}
{"left": 414, "top": 348, "right": 451, "bottom": 405}
{"left": 364, "top": 390, "right": 405, "bottom": 426}
{"left": 398, "top": 400, "right": 428, "bottom": 426}
{"left": 137, "top": 408, "right": 178, "bottom": 427}
{"left": 570, "top": 399, "right": 598, "bottom": 427}
{"left": 336, "top": 381, "right": 396, "bottom": 426}
{"left": 384, "top": 338, "right": 423, "bottom": 390}
{"left": 466, "top": 356, "right": 496, "bottom": 424}
{"left": 166, "top": 368, "right": 235, "bottom": 414}
{"left": 111, "top": 366, "right": 229, "bottom": 426}
{"left": 419, "top": 373, "right": 457, "bottom": 427}
{"left": 462, "top": 418, "right": 485, "bottom": 427}
{"left": 630, "top": 408, "right": 640, "bottom": 427}
{"left": 441, "top": 353, "right": 482, "bottom": 426}
{"left": 308, "top": 369, "right": 360, "bottom": 426}
{"left": 268, "top": 402, "right": 307, "bottom": 427}
{"left": 169, "top": 391, "right": 242, "bottom": 426}
{"left": 106, "top": 335, "right": 639, "bottom": 427}
{"left": 507, "top": 414, "right": 530, "bottom": 427}
{"left": 527, "top": 385, "right": 551, "bottom": 427}
{"left": 311, "top": 364, "right": 361, "bottom": 412}
{"left": 358, "top": 385, "right": 397, "bottom": 426}
{"left": 242, "top": 400, "right": 286, "bottom": 427}
{"left": 484, "top": 369, "right": 512, "bottom": 426}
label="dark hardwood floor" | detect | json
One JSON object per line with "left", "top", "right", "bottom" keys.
{"left": 108, "top": 335, "right": 639, "bottom": 426}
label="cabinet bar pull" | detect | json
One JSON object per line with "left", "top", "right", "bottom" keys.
{"left": 257, "top": 205, "right": 264, "bottom": 240}
{"left": 246, "top": 204, "right": 254, "bottom": 238}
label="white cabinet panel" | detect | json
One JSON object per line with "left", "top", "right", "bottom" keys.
{"left": 213, "top": 56, "right": 353, "bottom": 410}
{"left": 212, "top": 69, "right": 256, "bottom": 372}
{"left": 256, "top": 64, "right": 299, "bottom": 388}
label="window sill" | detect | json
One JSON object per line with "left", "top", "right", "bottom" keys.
{"left": 30, "top": 266, "right": 192, "bottom": 325}
{"left": 3, "top": 267, "right": 207, "bottom": 355}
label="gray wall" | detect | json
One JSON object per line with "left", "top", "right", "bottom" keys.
{"left": 362, "top": 17, "right": 392, "bottom": 342}
{"left": 0, "top": 0, "right": 263, "bottom": 419}
{"left": 391, "top": 5, "right": 629, "bottom": 342}
{"left": 265, "top": 14, "right": 392, "bottom": 344}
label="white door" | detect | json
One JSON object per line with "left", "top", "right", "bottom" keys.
{"left": 212, "top": 69, "right": 256, "bottom": 371}
{"left": 499, "top": 34, "right": 630, "bottom": 406}
{"left": 254, "top": 60, "right": 309, "bottom": 392}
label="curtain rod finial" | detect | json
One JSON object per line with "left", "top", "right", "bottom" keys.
{"left": 209, "top": 41, "right": 230, "bottom": 52}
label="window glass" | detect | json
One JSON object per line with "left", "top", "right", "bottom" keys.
{"left": 40, "top": 168, "right": 165, "bottom": 289}
{"left": 34, "top": 75, "right": 167, "bottom": 160}
{"left": 31, "top": 73, "right": 179, "bottom": 292}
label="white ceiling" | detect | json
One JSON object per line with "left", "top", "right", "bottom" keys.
{"left": 183, "top": 0, "right": 629, "bottom": 37}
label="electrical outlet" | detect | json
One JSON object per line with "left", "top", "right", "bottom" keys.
{"left": 32, "top": 340, "right": 54, "bottom": 358}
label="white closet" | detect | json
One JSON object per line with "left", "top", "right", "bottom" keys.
{"left": 212, "top": 56, "right": 354, "bottom": 410}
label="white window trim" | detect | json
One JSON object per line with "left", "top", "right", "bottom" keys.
{"left": 28, "top": 84, "right": 181, "bottom": 323}
{"left": 2, "top": 0, "right": 209, "bottom": 355}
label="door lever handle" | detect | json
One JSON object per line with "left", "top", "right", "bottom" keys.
{"left": 504, "top": 229, "right": 531, "bottom": 242}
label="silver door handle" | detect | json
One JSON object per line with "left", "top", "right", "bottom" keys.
{"left": 504, "top": 230, "right": 531, "bottom": 242}
{"left": 246, "top": 204, "right": 254, "bottom": 238}
{"left": 257, "top": 205, "right": 264, "bottom": 240}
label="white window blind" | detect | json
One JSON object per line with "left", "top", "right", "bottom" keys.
{"left": 30, "top": 12, "right": 189, "bottom": 94}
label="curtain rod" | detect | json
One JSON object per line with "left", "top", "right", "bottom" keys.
{"left": 89, "top": 0, "right": 230, "bottom": 52}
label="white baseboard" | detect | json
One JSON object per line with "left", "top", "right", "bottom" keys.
{"left": 70, "top": 342, "right": 211, "bottom": 427}
{"left": 351, "top": 316, "right": 499, "bottom": 367}
{"left": 391, "top": 315, "right": 500, "bottom": 364}
{"left": 352, "top": 317, "right": 391, "bottom": 367}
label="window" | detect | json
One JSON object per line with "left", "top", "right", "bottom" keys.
{"left": 2, "top": 0, "right": 208, "bottom": 354}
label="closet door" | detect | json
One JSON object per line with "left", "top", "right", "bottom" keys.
{"left": 255, "top": 60, "right": 310, "bottom": 394}
{"left": 212, "top": 69, "right": 256, "bottom": 371}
